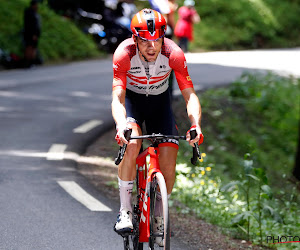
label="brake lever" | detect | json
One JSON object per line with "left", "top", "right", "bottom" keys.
{"left": 190, "top": 129, "right": 201, "bottom": 165}
{"left": 114, "top": 128, "right": 132, "bottom": 165}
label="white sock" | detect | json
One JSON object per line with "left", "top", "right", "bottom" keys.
{"left": 118, "top": 177, "right": 134, "bottom": 213}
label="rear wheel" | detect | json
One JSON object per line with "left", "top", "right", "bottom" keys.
{"left": 149, "top": 172, "right": 170, "bottom": 250}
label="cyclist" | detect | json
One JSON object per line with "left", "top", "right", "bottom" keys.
{"left": 112, "top": 8, "right": 203, "bottom": 245}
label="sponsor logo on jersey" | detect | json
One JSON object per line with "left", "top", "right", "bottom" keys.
{"left": 129, "top": 82, "right": 147, "bottom": 90}
{"left": 148, "top": 79, "right": 168, "bottom": 90}
{"left": 128, "top": 79, "right": 168, "bottom": 91}
{"left": 186, "top": 76, "right": 191, "bottom": 81}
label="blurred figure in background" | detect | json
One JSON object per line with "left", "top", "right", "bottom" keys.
{"left": 115, "top": 0, "right": 137, "bottom": 31}
{"left": 165, "top": 0, "right": 178, "bottom": 98}
{"left": 148, "top": 0, "right": 170, "bottom": 14}
{"left": 23, "top": 0, "right": 41, "bottom": 68}
{"left": 165, "top": 0, "right": 178, "bottom": 39}
{"left": 174, "top": 0, "right": 200, "bottom": 52}
{"left": 148, "top": 0, "right": 176, "bottom": 38}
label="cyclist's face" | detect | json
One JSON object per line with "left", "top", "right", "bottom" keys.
{"left": 135, "top": 37, "right": 163, "bottom": 62}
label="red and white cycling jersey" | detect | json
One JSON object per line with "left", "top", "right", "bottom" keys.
{"left": 112, "top": 37, "right": 194, "bottom": 95}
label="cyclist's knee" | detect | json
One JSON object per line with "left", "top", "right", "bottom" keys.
{"left": 159, "top": 146, "right": 177, "bottom": 167}
{"left": 125, "top": 140, "right": 141, "bottom": 162}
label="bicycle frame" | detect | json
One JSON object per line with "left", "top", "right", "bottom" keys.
{"left": 136, "top": 145, "right": 161, "bottom": 243}
{"left": 114, "top": 130, "right": 201, "bottom": 249}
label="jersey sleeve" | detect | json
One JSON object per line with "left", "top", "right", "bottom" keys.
{"left": 112, "top": 43, "right": 131, "bottom": 91}
{"left": 169, "top": 47, "right": 194, "bottom": 90}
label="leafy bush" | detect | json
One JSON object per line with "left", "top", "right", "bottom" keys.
{"left": 0, "top": 0, "right": 100, "bottom": 62}
{"left": 1, "top": 0, "right": 299, "bottom": 60}
{"left": 175, "top": 0, "right": 300, "bottom": 50}
{"left": 173, "top": 73, "right": 300, "bottom": 246}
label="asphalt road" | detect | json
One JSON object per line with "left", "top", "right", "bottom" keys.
{"left": 0, "top": 59, "right": 121, "bottom": 249}
{"left": 0, "top": 58, "right": 190, "bottom": 250}
{"left": 0, "top": 48, "right": 298, "bottom": 249}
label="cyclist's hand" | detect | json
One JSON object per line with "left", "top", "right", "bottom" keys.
{"left": 115, "top": 124, "right": 132, "bottom": 146}
{"left": 186, "top": 125, "right": 204, "bottom": 147}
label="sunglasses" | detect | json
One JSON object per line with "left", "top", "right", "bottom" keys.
{"left": 136, "top": 29, "right": 165, "bottom": 41}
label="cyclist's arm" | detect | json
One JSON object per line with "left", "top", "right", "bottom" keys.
{"left": 169, "top": 46, "right": 203, "bottom": 144}
{"left": 111, "top": 44, "right": 131, "bottom": 144}
{"left": 181, "top": 87, "right": 201, "bottom": 128}
{"left": 112, "top": 88, "right": 130, "bottom": 146}
{"left": 112, "top": 88, "right": 127, "bottom": 131}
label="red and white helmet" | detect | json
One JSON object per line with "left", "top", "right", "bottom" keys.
{"left": 130, "top": 9, "right": 167, "bottom": 41}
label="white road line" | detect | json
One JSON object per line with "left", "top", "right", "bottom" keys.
{"left": 57, "top": 181, "right": 112, "bottom": 212}
{"left": 73, "top": 120, "right": 103, "bottom": 133}
{"left": 70, "top": 91, "right": 91, "bottom": 97}
{"left": 47, "top": 144, "right": 67, "bottom": 160}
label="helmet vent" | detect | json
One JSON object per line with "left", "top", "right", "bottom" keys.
{"left": 143, "top": 9, "right": 156, "bottom": 36}
{"left": 147, "top": 20, "right": 155, "bottom": 35}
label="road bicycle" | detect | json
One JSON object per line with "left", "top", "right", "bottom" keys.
{"left": 114, "top": 129, "right": 201, "bottom": 250}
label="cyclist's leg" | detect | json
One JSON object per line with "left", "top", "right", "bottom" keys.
{"left": 158, "top": 145, "right": 178, "bottom": 194}
{"left": 115, "top": 91, "right": 144, "bottom": 234}
{"left": 119, "top": 90, "right": 144, "bottom": 182}
{"left": 117, "top": 121, "right": 142, "bottom": 215}
{"left": 118, "top": 123, "right": 142, "bottom": 181}
{"left": 115, "top": 123, "right": 142, "bottom": 234}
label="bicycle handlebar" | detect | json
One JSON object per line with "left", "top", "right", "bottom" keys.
{"left": 130, "top": 135, "right": 186, "bottom": 140}
{"left": 114, "top": 129, "right": 202, "bottom": 166}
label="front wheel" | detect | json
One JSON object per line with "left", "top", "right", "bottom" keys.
{"left": 149, "top": 172, "right": 170, "bottom": 250}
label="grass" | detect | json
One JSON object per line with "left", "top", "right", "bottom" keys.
{"left": 174, "top": 0, "right": 300, "bottom": 51}
{"left": 172, "top": 72, "right": 300, "bottom": 248}
{"left": 0, "top": 0, "right": 101, "bottom": 62}
{"left": 1, "top": 0, "right": 299, "bottom": 63}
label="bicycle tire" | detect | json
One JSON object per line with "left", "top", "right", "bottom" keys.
{"left": 132, "top": 211, "right": 143, "bottom": 250}
{"left": 131, "top": 235, "right": 143, "bottom": 250}
{"left": 123, "top": 236, "right": 130, "bottom": 250}
{"left": 121, "top": 207, "right": 142, "bottom": 250}
{"left": 149, "top": 172, "right": 170, "bottom": 250}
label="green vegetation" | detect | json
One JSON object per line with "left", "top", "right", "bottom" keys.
{"left": 0, "top": 0, "right": 100, "bottom": 62}
{"left": 1, "top": 0, "right": 299, "bottom": 62}
{"left": 174, "top": 0, "right": 300, "bottom": 50}
{"left": 173, "top": 73, "right": 300, "bottom": 248}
